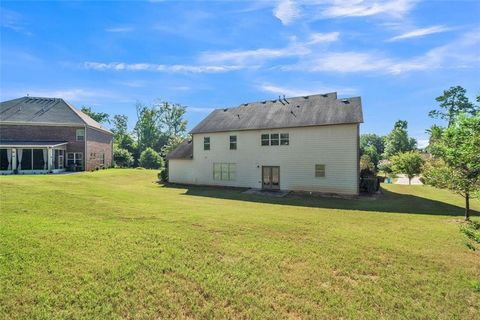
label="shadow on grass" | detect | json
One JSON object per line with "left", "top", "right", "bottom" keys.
{"left": 161, "top": 183, "right": 479, "bottom": 217}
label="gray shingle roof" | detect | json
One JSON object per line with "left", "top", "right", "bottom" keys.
{"left": 0, "top": 97, "right": 112, "bottom": 134}
{"left": 190, "top": 92, "right": 363, "bottom": 134}
{"left": 166, "top": 139, "right": 193, "bottom": 160}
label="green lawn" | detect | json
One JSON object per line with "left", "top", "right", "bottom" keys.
{"left": 1, "top": 169, "right": 479, "bottom": 319}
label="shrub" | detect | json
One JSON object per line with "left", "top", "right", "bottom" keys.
{"left": 360, "top": 154, "right": 376, "bottom": 178}
{"left": 158, "top": 164, "right": 169, "bottom": 182}
{"left": 139, "top": 147, "right": 164, "bottom": 169}
{"left": 360, "top": 177, "right": 380, "bottom": 194}
{"left": 113, "top": 147, "right": 133, "bottom": 167}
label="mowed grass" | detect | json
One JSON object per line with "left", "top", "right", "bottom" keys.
{"left": 0, "top": 169, "right": 479, "bottom": 319}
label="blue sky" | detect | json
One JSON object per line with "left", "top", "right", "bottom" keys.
{"left": 1, "top": 0, "right": 479, "bottom": 147}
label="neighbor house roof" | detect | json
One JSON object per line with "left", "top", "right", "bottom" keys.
{"left": 166, "top": 139, "right": 193, "bottom": 160}
{"left": 190, "top": 92, "right": 363, "bottom": 134}
{"left": 0, "top": 96, "right": 112, "bottom": 134}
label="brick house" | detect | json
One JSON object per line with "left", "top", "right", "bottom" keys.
{"left": 0, "top": 96, "right": 113, "bottom": 174}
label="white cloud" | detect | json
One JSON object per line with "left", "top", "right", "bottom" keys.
{"left": 274, "top": 0, "right": 300, "bottom": 25}
{"left": 200, "top": 32, "right": 339, "bottom": 65}
{"left": 200, "top": 47, "right": 302, "bottom": 65}
{"left": 0, "top": 8, "right": 32, "bottom": 35}
{"left": 260, "top": 83, "right": 357, "bottom": 97}
{"left": 322, "top": 0, "right": 416, "bottom": 19}
{"left": 293, "top": 51, "right": 392, "bottom": 73}
{"left": 389, "top": 25, "right": 451, "bottom": 41}
{"left": 307, "top": 32, "right": 340, "bottom": 44}
{"left": 417, "top": 139, "right": 429, "bottom": 149}
{"left": 105, "top": 26, "right": 134, "bottom": 33}
{"left": 83, "top": 62, "right": 243, "bottom": 73}
{"left": 281, "top": 29, "right": 480, "bottom": 75}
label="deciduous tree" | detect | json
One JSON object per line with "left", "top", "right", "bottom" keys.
{"left": 391, "top": 151, "right": 424, "bottom": 185}
{"left": 383, "top": 120, "right": 416, "bottom": 158}
{"left": 81, "top": 106, "right": 110, "bottom": 124}
{"left": 423, "top": 115, "right": 480, "bottom": 220}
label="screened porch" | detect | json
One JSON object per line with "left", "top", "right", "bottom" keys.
{"left": 0, "top": 141, "right": 68, "bottom": 174}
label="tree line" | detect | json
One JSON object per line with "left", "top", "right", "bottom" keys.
{"left": 81, "top": 100, "right": 188, "bottom": 180}
{"left": 360, "top": 86, "right": 479, "bottom": 220}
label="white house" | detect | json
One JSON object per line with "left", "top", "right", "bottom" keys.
{"left": 166, "top": 92, "right": 363, "bottom": 195}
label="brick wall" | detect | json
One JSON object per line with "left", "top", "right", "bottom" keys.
{"left": 85, "top": 127, "right": 113, "bottom": 171}
{"left": 0, "top": 124, "right": 85, "bottom": 153}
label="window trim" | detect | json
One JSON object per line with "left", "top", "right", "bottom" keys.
{"left": 67, "top": 152, "right": 83, "bottom": 169}
{"left": 270, "top": 133, "right": 279, "bottom": 146}
{"left": 280, "top": 133, "right": 289, "bottom": 145}
{"left": 261, "top": 134, "right": 269, "bottom": 146}
{"left": 315, "top": 164, "right": 326, "bottom": 178}
{"left": 76, "top": 128, "right": 85, "bottom": 141}
{"left": 229, "top": 135, "right": 237, "bottom": 150}
{"left": 204, "top": 136, "right": 210, "bottom": 151}
{"left": 213, "top": 162, "right": 236, "bottom": 181}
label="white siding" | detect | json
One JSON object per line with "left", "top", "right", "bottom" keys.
{"left": 168, "top": 124, "right": 359, "bottom": 195}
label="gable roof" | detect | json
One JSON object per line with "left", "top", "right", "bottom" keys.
{"left": 0, "top": 96, "right": 112, "bottom": 134}
{"left": 166, "top": 139, "right": 193, "bottom": 160}
{"left": 190, "top": 92, "right": 363, "bottom": 134}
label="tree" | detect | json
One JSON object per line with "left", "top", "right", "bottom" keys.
{"left": 383, "top": 120, "right": 417, "bottom": 158}
{"left": 429, "top": 86, "right": 478, "bottom": 127}
{"left": 425, "top": 124, "right": 444, "bottom": 153}
{"left": 378, "top": 159, "right": 393, "bottom": 177}
{"left": 139, "top": 147, "right": 164, "bottom": 169}
{"left": 391, "top": 151, "right": 424, "bottom": 185}
{"left": 112, "top": 114, "right": 137, "bottom": 154}
{"left": 113, "top": 147, "right": 133, "bottom": 167}
{"left": 111, "top": 114, "right": 128, "bottom": 137}
{"left": 157, "top": 101, "right": 188, "bottom": 137}
{"left": 424, "top": 115, "right": 480, "bottom": 220}
{"left": 81, "top": 106, "right": 110, "bottom": 124}
{"left": 134, "top": 103, "right": 161, "bottom": 153}
{"left": 360, "top": 133, "right": 385, "bottom": 156}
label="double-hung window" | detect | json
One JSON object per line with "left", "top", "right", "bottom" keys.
{"left": 270, "top": 133, "right": 279, "bottom": 146}
{"left": 261, "top": 134, "right": 269, "bottom": 146}
{"left": 280, "top": 133, "right": 289, "bottom": 145}
{"left": 76, "top": 128, "right": 85, "bottom": 141}
{"left": 315, "top": 164, "right": 326, "bottom": 177}
{"left": 230, "top": 135, "right": 237, "bottom": 150}
{"left": 204, "top": 137, "right": 210, "bottom": 150}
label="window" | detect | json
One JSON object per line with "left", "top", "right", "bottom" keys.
{"left": 76, "top": 128, "right": 85, "bottom": 141}
{"left": 229, "top": 135, "right": 237, "bottom": 150}
{"left": 270, "top": 133, "right": 279, "bottom": 146}
{"left": 280, "top": 133, "right": 289, "bottom": 145}
{"left": 261, "top": 134, "right": 269, "bottom": 146}
{"left": 315, "top": 164, "right": 326, "bottom": 177}
{"left": 100, "top": 153, "right": 105, "bottom": 166}
{"left": 204, "top": 137, "right": 210, "bottom": 150}
{"left": 67, "top": 152, "right": 83, "bottom": 169}
{"left": 213, "top": 163, "right": 236, "bottom": 181}
{"left": 262, "top": 133, "right": 289, "bottom": 146}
